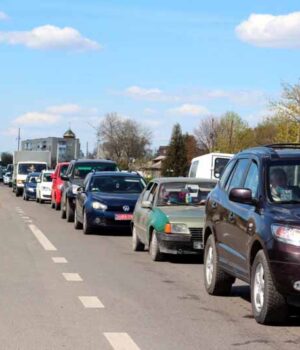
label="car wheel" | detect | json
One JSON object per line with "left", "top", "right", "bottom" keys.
{"left": 149, "top": 230, "right": 163, "bottom": 261}
{"left": 83, "top": 210, "right": 93, "bottom": 234}
{"left": 60, "top": 200, "right": 66, "bottom": 219}
{"left": 132, "top": 225, "right": 145, "bottom": 252}
{"left": 51, "top": 198, "right": 55, "bottom": 209}
{"left": 40, "top": 199, "right": 44, "bottom": 204}
{"left": 251, "top": 250, "right": 288, "bottom": 325}
{"left": 16, "top": 188, "right": 21, "bottom": 197}
{"left": 66, "top": 199, "right": 74, "bottom": 222}
{"left": 204, "top": 234, "right": 235, "bottom": 296}
{"left": 74, "top": 209, "right": 83, "bottom": 230}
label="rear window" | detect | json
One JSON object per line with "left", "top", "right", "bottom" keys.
{"left": 73, "top": 162, "right": 118, "bottom": 179}
{"left": 214, "top": 158, "right": 230, "bottom": 178}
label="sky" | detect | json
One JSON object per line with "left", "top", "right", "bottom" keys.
{"left": 1, "top": 0, "right": 300, "bottom": 154}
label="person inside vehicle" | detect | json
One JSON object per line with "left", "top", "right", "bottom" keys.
{"left": 270, "top": 168, "right": 300, "bottom": 201}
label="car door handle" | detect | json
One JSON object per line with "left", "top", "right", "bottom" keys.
{"left": 228, "top": 212, "right": 235, "bottom": 223}
{"left": 211, "top": 201, "right": 218, "bottom": 209}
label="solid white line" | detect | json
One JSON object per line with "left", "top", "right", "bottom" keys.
{"left": 78, "top": 296, "right": 104, "bottom": 308}
{"left": 52, "top": 257, "right": 68, "bottom": 264}
{"left": 62, "top": 273, "right": 82, "bottom": 282}
{"left": 28, "top": 224, "right": 57, "bottom": 251}
{"left": 104, "top": 333, "right": 140, "bottom": 350}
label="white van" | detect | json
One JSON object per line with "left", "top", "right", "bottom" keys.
{"left": 188, "top": 153, "right": 233, "bottom": 180}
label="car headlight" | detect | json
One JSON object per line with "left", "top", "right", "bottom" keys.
{"left": 271, "top": 224, "right": 300, "bottom": 247}
{"left": 92, "top": 202, "right": 107, "bottom": 210}
{"left": 164, "top": 223, "right": 190, "bottom": 234}
{"left": 72, "top": 184, "right": 79, "bottom": 194}
{"left": 28, "top": 188, "right": 35, "bottom": 192}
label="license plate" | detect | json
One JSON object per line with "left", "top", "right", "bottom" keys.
{"left": 115, "top": 214, "right": 133, "bottom": 221}
{"left": 193, "top": 241, "right": 203, "bottom": 249}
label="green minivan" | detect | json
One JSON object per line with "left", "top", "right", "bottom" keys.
{"left": 132, "top": 177, "right": 216, "bottom": 261}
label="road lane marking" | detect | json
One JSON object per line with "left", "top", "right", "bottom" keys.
{"left": 104, "top": 333, "right": 140, "bottom": 350}
{"left": 52, "top": 257, "right": 68, "bottom": 263}
{"left": 21, "top": 216, "right": 30, "bottom": 219}
{"left": 28, "top": 224, "right": 57, "bottom": 251}
{"left": 62, "top": 273, "right": 82, "bottom": 282}
{"left": 78, "top": 296, "right": 104, "bottom": 308}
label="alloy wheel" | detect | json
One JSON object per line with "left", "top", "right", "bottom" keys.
{"left": 205, "top": 246, "right": 214, "bottom": 286}
{"left": 253, "top": 263, "right": 265, "bottom": 313}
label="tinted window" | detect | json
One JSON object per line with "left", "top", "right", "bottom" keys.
{"left": 219, "top": 160, "right": 236, "bottom": 188}
{"left": 244, "top": 162, "right": 259, "bottom": 198}
{"left": 60, "top": 164, "right": 69, "bottom": 177}
{"left": 73, "top": 162, "right": 118, "bottom": 179}
{"left": 189, "top": 160, "right": 199, "bottom": 178}
{"left": 226, "top": 159, "right": 249, "bottom": 192}
{"left": 214, "top": 158, "right": 230, "bottom": 178}
{"left": 18, "top": 163, "right": 47, "bottom": 175}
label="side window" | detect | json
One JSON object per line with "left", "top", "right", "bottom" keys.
{"left": 244, "top": 161, "right": 259, "bottom": 198}
{"left": 148, "top": 183, "right": 158, "bottom": 203}
{"left": 226, "top": 159, "right": 250, "bottom": 192}
{"left": 142, "top": 182, "right": 154, "bottom": 201}
{"left": 189, "top": 161, "right": 199, "bottom": 178}
{"left": 219, "top": 160, "right": 236, "bottom": 188}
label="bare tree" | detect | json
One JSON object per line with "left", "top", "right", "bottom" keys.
{"left": 194, "top": 116, "right": 220, "bottom": 152}
{"left": 97, "top": 113, "right": 152, "bottom": 168}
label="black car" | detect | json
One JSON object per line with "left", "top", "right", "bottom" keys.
{"left": 23, "top": 172, "right": 40, "bottom": 201}
{"left": 60, "top": 159, "right": 118, "bottom": 222}
{"left": 204, "top": 144, "right": 300, "bottom": 325}
{"left": 74, "top": 172, "right": 146, "bottom": 234}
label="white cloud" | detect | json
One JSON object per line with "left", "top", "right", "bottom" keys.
{"left": 0, "top": 25, "right": 101, "bottom": 51}
{"left": 13, "top": 112, "right": 61, "bottom": 126}
{"left": 46, "top": 104, "right": 82, "bottom": 114}
{"left": 2, "top": 127, "right": 19, "bottom": 136}
{"left": 168, "top": 104, "right": 209, "bottom": 116}
{"left": 0, "top": 11, "right": 9, "bottom": 21}
{"left": 124, "top": 86, "right": 165, "bottom": 101}
{"left": 236, "top": 12, "right": 300, "bottom": 48}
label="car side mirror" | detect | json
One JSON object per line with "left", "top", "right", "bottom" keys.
{"left": 141, "top": 200, "right": 152, "bottom": 209}
{"left": 229, "top": 188, "right": 254, "bottom": 205}
{"left": 61, "top": 175, "right": 69, "bottom": 181}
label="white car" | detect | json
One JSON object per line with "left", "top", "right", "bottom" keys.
{"left": 36, "top": 170, "right": 54, "bottom": 203}
{"left": 3, "top": 172, "right": 12, "bottom": 185}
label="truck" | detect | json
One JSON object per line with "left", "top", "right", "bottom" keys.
{"left": 12, "top": 151, "right": 51, "bottom": 196}
{"left": 188, "top": 152, "right": 233, "bottom": 181}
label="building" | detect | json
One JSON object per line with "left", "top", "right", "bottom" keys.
{"left": 139, "top": 146, "right": 169, "bottom": 178}
{"left": 21, "top": 129, "right": 81, "bottom": 167}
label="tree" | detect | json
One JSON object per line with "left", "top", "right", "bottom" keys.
{"left": 194, "top": 116, "right": 220, "bottom": 152}
{"left": 184, "top": 133, "right": 202, "bottom": 164}
{"left": 162, "top": 124, "right": 188, "bottom": 176}
{"left": 97, "top": 113, "right": 152, "bottom": 169}
{"left": 1, "top": 152, "right": 13, "bottom": 166}
{"left": 215, "top": 112, "right": 251, "bottom": 153}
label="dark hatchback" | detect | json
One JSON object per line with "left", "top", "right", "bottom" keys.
{"left": 204, "top": 144, "right": 300, "bottom": 325}
{"left": 23, "top": 172, "right": 40, "bottom": 201}
{"left": 74, "top": 172, "right": 146, "bottom": 234}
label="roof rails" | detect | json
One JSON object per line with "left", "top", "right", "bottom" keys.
{"left": 264, "top": 143, "right": 300, "bottom": 149}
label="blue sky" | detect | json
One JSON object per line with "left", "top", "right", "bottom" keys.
{"left": 1, "top": 0, "right": 300, "bottom": 153}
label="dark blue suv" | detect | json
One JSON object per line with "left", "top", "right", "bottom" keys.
{"left": 74, "top": 172, "right": 146, "bottom": 234}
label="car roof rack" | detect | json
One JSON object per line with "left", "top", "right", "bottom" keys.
{"left": 264, "top": 143, "right": 300, "bottom": 149}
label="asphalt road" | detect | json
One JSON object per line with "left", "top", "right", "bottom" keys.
{"left": 1, "top": 183, "right": 300, "bottom": 350}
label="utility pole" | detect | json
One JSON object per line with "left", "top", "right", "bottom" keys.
{"left": 86, "top": 142, "right": 89, "bottom": 158}
{"left": 17, "top": 128, "right": 21, "bottom": 151}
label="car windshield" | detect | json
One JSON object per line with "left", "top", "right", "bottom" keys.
{"left": 157, "top": 181, "right": 216, "bottom": 206}
{"left": 73, "top": 162, "right": 118, "bottom": 179}
{"left": 18, "top": 163, "right": 47, "bottom": 175}
{"left": 43, "top": 173, "right": 53, "bottom": 182}
{"left": 90, "top": 176, "right": 146, "bottom": 193}
{"left": 268, "top": 161, "right": 300, "bottom": 203}
{"left": 28, "top": 176, "right": 37, "bottom": 183}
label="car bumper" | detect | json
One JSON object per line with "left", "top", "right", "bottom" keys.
{"left": 86, "top": 210, "right": 133, "bottom": 228}
{"left": 25, "top": 190, "right": 36, "bottom": 199}
{"left": 268, "top": 240, "right": 300, "bottom": 296}
{"left": 156, "top": 231, "right": 203, "bottom": 255}
{"left": 40, "top": 192, "right": 52, "bottom": 200}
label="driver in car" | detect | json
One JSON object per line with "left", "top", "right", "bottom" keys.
{"left": 270, "top": 168, "right": 300, "bottom": 202}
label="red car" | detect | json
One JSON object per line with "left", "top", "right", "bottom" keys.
{"left": 51, "top": 162, "right": 69, "bottom": 210}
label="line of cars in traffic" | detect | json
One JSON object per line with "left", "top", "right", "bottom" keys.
{"left": 5, "top": 146, "right": 300, "bottom": 325}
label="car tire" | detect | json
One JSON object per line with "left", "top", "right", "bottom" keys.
{"left": 251, "top": 250, "right": 288, "bottom": 325}
{"left": 204, "top": 234, "right": 235, "bottom": 296}
{"left": 51, "top": 198, "right": 55, "bottom": 209}
{"left": 132, "top": 226, "right": 145, "bottom": 252}
{"left": 149, "top": 230, "right": 163, "bottom": 261}
{"left": 60, "top": 200, "right": 66, "bottom": 219}
{"left": 40, "top": 199, "right": 44, "bottom": 204}
{"left": 16, "top": 188, "right": 21, "bottom": 197}
{"left": 83, "top": 210, "right": 93, "bottom": 234}
{"left": 66, "top": 199, "right": 74, "bottom": 222}
{"left": 74, "top": 209, "right": 83, "bottom": 230}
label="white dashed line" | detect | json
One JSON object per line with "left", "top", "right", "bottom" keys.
{"left": 21, "top": 216, "right": 30, "bottom": 219}
{"left": 28, "top": 224, "right": 57, "bottom": 251}
{"left": 78, "top": 296, "right": 104, "bottom": 308}
{"left": 104, "top": 333, "right": 140, "bottom": 350}
{"left": 62, "top": 273, "right": 83, "bottom": 282}
{"left": 52, "top": 257, "right": 68, "bottom": 264}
